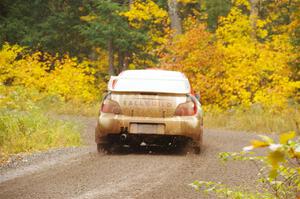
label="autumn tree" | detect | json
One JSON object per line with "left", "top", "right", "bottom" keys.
{"left": 205, "top": 0, "right": 231, "bottom": 31}
{"left": 162, "top": 0, "right": 299, "bottom": 110}
{"left": 161, "top": 24, "right": 223, "bottom": 106}
{"left": 121, "top": 0, "right": 170, "bottom": 68}
{"left": 79, "top": 0, "right": 148, "bottom": 75}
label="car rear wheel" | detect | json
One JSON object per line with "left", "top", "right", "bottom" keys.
{"left": 97, "top": 143, "right": 113, "bottom": 154}
{"left": 193, "top": 145, "right": 201, "bottom": 154}
{"left": 186, "top": 140, "right": 201, "bottom": 154}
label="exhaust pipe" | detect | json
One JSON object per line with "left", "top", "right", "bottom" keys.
{"left": 120, "top": 133, "right": 127, "bottom": 141}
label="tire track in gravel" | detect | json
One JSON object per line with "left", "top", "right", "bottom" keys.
{"left": 73, "top": 156, "right": 182, "bottom": 199}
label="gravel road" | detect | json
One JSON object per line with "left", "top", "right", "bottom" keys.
{"left": 0, "top": 116, "right": 265, "bottom": 199}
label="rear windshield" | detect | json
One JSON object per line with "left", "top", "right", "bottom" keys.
{"left": 112, "top": 78, "right": 190, "bottom": 94}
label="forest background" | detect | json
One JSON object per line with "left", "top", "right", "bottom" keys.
{"left": 0, "top": 0, "right": 299, "bottom": 158}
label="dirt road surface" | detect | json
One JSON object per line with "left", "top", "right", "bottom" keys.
{"left": 0, "top": 116, "right": 264, "bottom": 198}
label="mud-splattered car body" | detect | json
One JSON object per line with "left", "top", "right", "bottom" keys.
{"left": 95, "top": 70, "right": 203, "bottom": 153}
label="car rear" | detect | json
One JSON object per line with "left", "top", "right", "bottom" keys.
{"left": 95, "top": 70, "right": 203, "bottom": 153}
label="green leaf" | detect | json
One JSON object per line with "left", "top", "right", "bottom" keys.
{"left": 269, "top": 168, "right": 278, "bottom": 179}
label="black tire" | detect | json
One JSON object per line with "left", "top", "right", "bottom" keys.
{"left": 97, "top": 143, "right": 112, "bottom": 154}
{"left": 97, "top": 141, "right": 122, "bottom": 154}
{"left": 193, "top": 146, "right": 201, "bottom": 154}
{"left": 186, "top": 140, "right": 201, "bottom": 155}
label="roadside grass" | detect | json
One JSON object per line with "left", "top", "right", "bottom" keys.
{"left": 0, "top": 109, "right": 82, "bottom": 163}
{"left": 37, "top": 97, "right": 99, "bottom": 117}
{"left": 0, "top": 86, "right": 91, "bottom": 163}
{"left": 0, "top": 86, "right": 99, "bottom": 117}
{"left": 204, "top": 105, "right": 300, "bottom": 134}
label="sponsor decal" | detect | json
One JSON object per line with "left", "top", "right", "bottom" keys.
{"left": 122, "top": 100, "right": 173, "bottom": 108}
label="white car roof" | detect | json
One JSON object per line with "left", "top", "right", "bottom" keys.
{"left": 119, "top": 69, "right": 186, "bottom": 79}
{"left": 108, "top": 69, "right": 191, "bottom": 94}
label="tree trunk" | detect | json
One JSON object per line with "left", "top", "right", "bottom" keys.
{"left": 123, "top": 51, "right": 130, "bottom": 71}
{"left": 199, "top": 0, "right": 203, "bottom": 11}
{"left": 168, "top": 0, "right": 182, "bottom": 36}
{"left": 108, "top": 38, "right": 115, "bottom": 75}
{"left": 250, "top": 0, "right": 258, "bottom": 40}
{"left": 118, "top": 50, "right": 124, "bottom": 74}
{"left": 118, "top": 0, "right": 132, "bottom": 72}
{"left": 129, "top": 0, "right": 133, "bottom": 7}
{"left": 88, "top": 50, "right": 97, "bottom": 61}
{"left": 124, "top": 0, "right": 133, "bottom": 7}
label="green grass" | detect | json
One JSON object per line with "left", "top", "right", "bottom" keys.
{"left": 0, "top": 109, "right": 82, "bottom": 162}
{"left": 0, "top": 85, "right": 99, "bottom": 117}
{"left": 204, "top": 106, "right": 300, "bottom": 134}
{"left": 38, "top": 98, "right": 99, "bottom": 117}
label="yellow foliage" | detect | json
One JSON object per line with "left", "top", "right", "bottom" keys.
{"left": 0, "top": 43, "right": 24, "bottom": 84}
{"left": 251, "top": 140, "right": 269, "bottom": 148}
{"left": 0, "top": 43, "right": 102, "bottom": 103}
{"left": 279, "top": 131, "right": 296, "bottom": 144}
{"left": 216, "top": 5, "right": 299, "bottom": 109}
{"left": 177, "top": 0, "right": 198, "bottom": 4}
{"left": 121, "top": 0, "right": 170, "bottom": 66}
{"left": 162, "top": 24, "right": 224, "bottom": 107}
{"left": 162, "top": 3, "right": 299, "bottom": 110}
{"left": 121, "top": 0, "right": 168, "bottom": 28}
{"left": 80, "top": 14, "right": 97, "bottom": 22}
{"left": 46, "top": 57, "right": 98, "bottom": 102}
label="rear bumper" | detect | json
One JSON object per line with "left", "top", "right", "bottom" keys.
{"left": 95, "top": 113, "right": 203, "bottom": 143}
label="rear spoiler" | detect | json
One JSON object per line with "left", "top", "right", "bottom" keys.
{"left": 107, "top": 75, "right": 191, "bottom": 94}
{"left": 107, "top": 76, "right": 118, "bottom": 91}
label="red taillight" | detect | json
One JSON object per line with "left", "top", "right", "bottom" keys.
{"left": 112, "top": 79, "right": 118, "bottom": 89}
{"left": 174, "top": 100, "right": 197, "bottom": 116}
{"left": 101, "top": 99, "right": 121, "bottom": 114}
